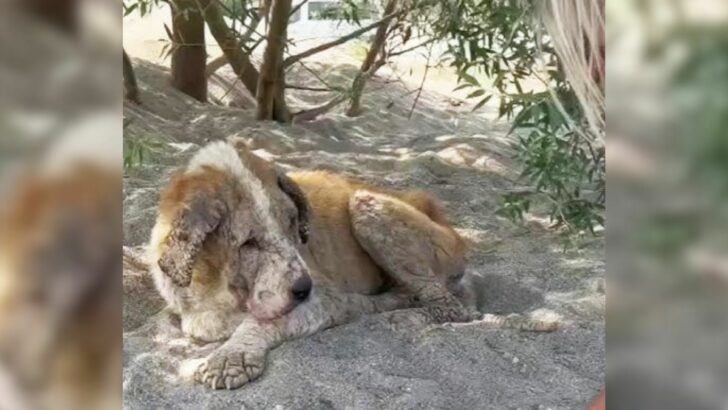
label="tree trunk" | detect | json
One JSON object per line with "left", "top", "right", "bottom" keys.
{"left": 272, "top": 61, "right": 291, "bottom": 122}
{"left": 197, "top": 0, "right": 260, "bottom": 94}
{"left": 256, "top": 0, "right": 292, "bottom": 122}
{"left": 197, "top": 0, "right": 288, "bottom": 118}
{"left": 346, "top": 0, "right": 396, "bottom": 117}
{"left": 123, "top": 49, "right": 140, "bottom": 104}
{"left": 205, "top": 4, "right": 264, "bottom": 78}
{"left": 170, "top": 0, "right": 207, "bottom": 102}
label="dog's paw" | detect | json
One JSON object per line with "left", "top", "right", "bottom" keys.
{"left": 383, "top": 309, "right": 431, "bottom": 330}
{"left": 194, "top": 347, "right": 266, "bottom": 389}
{"left": 350, "top": 190, "right": 385, "bottom": 214}
{"left": 370, "top": 290, "right": 417, "bottom": 312}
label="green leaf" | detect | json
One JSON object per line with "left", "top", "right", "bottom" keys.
{"left": 466, "top": 89, "right": 486, "bottom": 99}
{"left": 471, "top": 94, "right": 493, "bottom": 111}
{"left": 123, "top": 3, "right": 138, "bottom": 16}
{"left": 459, "top": 71, "right": 480, "bottom": 86}
{"left": 453, "top": 83, "right": 473, "bottom": 92}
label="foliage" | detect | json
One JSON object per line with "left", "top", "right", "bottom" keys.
{"left": 123, "top": 127, "right": 161, "bottom": 170}
{"left": 309, "top": 0, "right": 374, "bottom": 23}
{"left": 429, "top": 0, "right": 605, "bottom": 239}
{"left": 123, "top": 0, "right": 165, "bottom": 18}
{"left": 666, "top": 26, "right": 728, "bottom": 198}
{"left": 217, "top": 0, "right": 260, "bottom": 25}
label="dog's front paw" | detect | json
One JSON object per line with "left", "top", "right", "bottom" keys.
{"left": 194, "top": 347, "right": 266, "bottom": 389}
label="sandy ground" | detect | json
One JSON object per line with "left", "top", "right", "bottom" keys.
{"left": 122, "top": 9, "right": 604, "bottom": 410}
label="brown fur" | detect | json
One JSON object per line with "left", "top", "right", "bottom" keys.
{"left": 149, "top": 141, "right": 472, "bottom": 389}
{"left": 0, "top": 163, "right": 121, "bottom": 410}
{"left": 150, "top": 142, "right": 558, "bottom": 390}
{"left": 289, "top": 171, "right": 467, "bottom": 293}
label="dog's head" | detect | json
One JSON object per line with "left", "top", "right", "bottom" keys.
{"left": 154, "top": 141, "right": 312, "bottom": 321}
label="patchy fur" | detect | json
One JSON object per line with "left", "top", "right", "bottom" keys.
{"left": 149, "top": 141, "right": 554, "bottom": 390}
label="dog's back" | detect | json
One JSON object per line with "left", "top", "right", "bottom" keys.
{"left": 290, "top": 171, "right": 466, "bottom": 295}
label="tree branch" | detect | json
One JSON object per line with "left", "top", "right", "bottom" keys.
{"left": 205, "top": 0, "right": 265, "bottom": 78}
{"left": 212, "top": 0, "right": 264, "bottom": 37}
{"left": 407, "top": 44, "right": 434, "bottom": 119}
{"left": 196, "top": 0, "right": 260, "bottom": 95}
{"left": 289, "top": 0, "right": 309, "bottom": 18}
{"left": 292, "top": 94, "right": 347, "bottom": 122}
{"left": 388, "top": 38, "right": 436, "bottom": 58}
{"left": 285, "top": 84, "right": 334, "bottom": 92}
{"left": 205, "top": 54, "right": 228, "bottom": 77}
{"left": 283, "top": 12, "right": 400, "bottom": 67}
{"left": 287, "top": 57, "right": 338, "bottom": 90}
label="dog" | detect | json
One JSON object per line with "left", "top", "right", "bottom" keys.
{"left": 149, "top": 140, "right": 479, "bottom": 390}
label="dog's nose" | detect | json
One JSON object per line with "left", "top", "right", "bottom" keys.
{"left": 291, "top": 275, "right": 312, "bottom": 302}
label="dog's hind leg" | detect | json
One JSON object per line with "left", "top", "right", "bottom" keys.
{"left": 349, "top": 190, "right": 478, "bottom": 325}
{"left": 349, "top": 190, "right": 560, "bottom": 332}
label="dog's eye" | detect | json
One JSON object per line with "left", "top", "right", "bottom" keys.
{"left": 241, "top": 238, "right": 259, "bottom": 249}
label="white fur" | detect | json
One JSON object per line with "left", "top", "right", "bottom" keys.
{"left": 187, "top": 142, "right": 308, "bottom": 318}
{"left": 186, "top": 141, "right": 278, "bottom": 237}
{"left": 150, "top": 141, "right": 305, "bottom": 325}
{"left": 187, "top": 141, "right": 248, "bottom": 182}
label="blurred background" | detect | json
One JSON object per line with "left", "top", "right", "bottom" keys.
{"left": 0, "top": 1, "right": 121, "bottom": 410}
{"left": 607, "top": 0, "right": 728, "bottom": 408}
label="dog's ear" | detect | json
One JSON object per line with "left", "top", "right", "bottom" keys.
{"left": 277, "top": 172, "right": 310, "bottom": 244}
{"left": 157, "top": 182, "right": 226, "bottom": 287}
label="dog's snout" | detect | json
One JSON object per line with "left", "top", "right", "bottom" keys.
{"left": 291, "top": 275, "right": 312, "bottom": 302}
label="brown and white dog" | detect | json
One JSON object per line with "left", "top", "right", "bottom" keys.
{"left": 149, "top": 140, "right": 475, "bottom": 389}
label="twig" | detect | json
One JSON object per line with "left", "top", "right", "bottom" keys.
{"left": 292, "top": 94, "right": 347, "bottom": 122}
{"left": 289, "top": 0, "right": 309, "bottom": 18}
{"left": 286, "top": 57, "right": 339, "bottom": 91}
{"left": 211, "top": 0, "right": 264, "bottom": 38}
{"left": 407, "top": 43, "right": 433, "bottom": 119}
{"left": 283, "top": 11, "right": 401, "bottom": 67}
{"left": 247, "top": 36, "right": 266, "bottom": 53}
{"left": 285, "top": 84, "right": 333, "bottom": 92}
{"left": 388, "top": 38, "right": 436, "bottom": 58}
{"left": 205, "top": 54, "right": 228, "bottom": 77}
{"left": 213, "top": 72, "right": 243, "bottom": 102}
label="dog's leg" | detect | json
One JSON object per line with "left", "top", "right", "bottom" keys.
{"left": 349, "top": 191, "right": 559, "bottom": 332}
{"left": 194, "top": 286, "right": 409, "bottom": 389}
{"left": 349, "top": 190, "right": 478, "bottom": 325}
{"left": 180, "top": 310, "right": 241, "bottom": 343}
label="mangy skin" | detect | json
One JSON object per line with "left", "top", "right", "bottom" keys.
{"left": 149, "top": 141, "right": 554, "bottom": 390}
